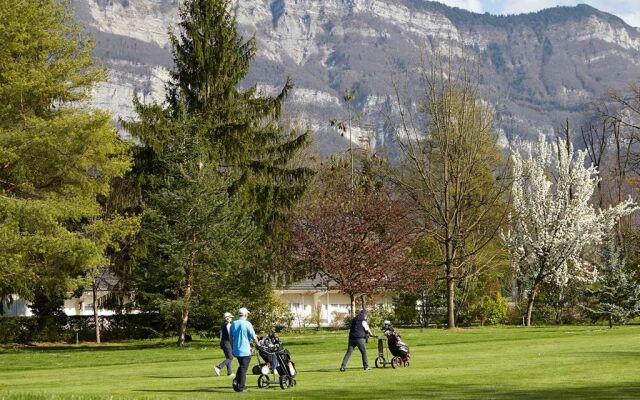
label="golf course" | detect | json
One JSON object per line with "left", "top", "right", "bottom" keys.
{"left": 1, "top": 326, "right": 639, "bottom": 399}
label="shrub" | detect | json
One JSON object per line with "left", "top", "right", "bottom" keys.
{"left": 331, "top": 311, "right": 348, "bottom": 329}
{"left": 393, "top": 293, "right": 419, "bottom": 325}
{"left": 468, "top": 293, "right": 508, "bottom": 326}
{"left": 367, "top": 305, "right": 395, "bottom": 330}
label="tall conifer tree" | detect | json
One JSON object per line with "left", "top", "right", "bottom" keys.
{"left": 125, "top": 0, "right": 312, "bottom": 344}
{"left": 169, "top": 0, "right": 312, "bottom": 236}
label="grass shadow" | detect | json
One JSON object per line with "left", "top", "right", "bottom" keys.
{"left": 297, "top": 382, "right": 640, "bottom": 399}
{"left": 135, "top": 388, "right": 230, "bottom": 394}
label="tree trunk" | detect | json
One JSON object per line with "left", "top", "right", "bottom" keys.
{"left": 608, "top": 315, "right": 613, "bottom": 329}
{"left": 178, "top": 260, "right": 194, "bottom": 347}
{"left": 420, "top": 289, "right": 428, "bottom": 328}
{"left": 92, "top": 281, "right": 101, "bottom": 344}
{"left": 446, "top": 270, "right": 456, "bottom": 329}
{"left": 349, "top": 293, "right": 356, "bottom": 317}
{"left": 525, "top": 287, "right": 538, "bottom": 327}
{"left": 360, "top": 294, "right": 366, "bottom": 311}
{"left": 554, "top": 288, "right": 564, "bottom": 325}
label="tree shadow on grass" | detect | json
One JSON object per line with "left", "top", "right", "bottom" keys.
{"left": 572, "top": 351, "right": 640, "bottom": 357}
{"left": 296, "top": 383, "right": 640, "bottom": 400}
{"left": 0, "top": 340, "right": 224, "bottom": 353}
{"left": 3, "top": 343, "right": 172, "bottom": 353}
{"left": 298, "top": 368, "right": 341, "bottom": 373}
{"left": 145, "top": 375, "right": 214, "bottom": 379}
{"left": 135, "top": 388, "right": 230, "bottom": 394}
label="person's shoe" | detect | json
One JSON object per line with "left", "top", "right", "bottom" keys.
{"left": 364, "top": 367, "right": 371, "bottom": 371}
{"left": 214, "top": 366, "right": 221, "bottom": 376}
{"left": 340, "top": 366, "right": 346, "bottom": 372}
{"left": 228, "top": 373, "right": 235, "bottom": 378}
{"left": 240, "top": 389, "right": 250, "bottom": 393}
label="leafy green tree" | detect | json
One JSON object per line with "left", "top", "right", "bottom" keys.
{"left": 584, "top": 232, "right": 640, "bottom": 328}
{"left": 125, "top": 0, "right": 312, "bottom": 344}
{"left": 0, "top": 0, "right": 131, "bottom": 305}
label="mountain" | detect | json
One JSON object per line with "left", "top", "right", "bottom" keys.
{"left": 72, "top": 0, "right": 640, "bottom": 153}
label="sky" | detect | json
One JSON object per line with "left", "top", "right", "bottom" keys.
{"left": 439, "top": 0, "right": 640, "bottom": 27}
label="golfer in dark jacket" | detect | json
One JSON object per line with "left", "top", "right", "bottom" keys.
{"left": 340, "top": 309, "right": 373, "bottom": 371}
{"left": 214, "top": 312, "right": 234, "bottom": 377}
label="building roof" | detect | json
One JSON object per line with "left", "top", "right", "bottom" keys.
{"left": 276, "top": 276, "right": 333, "bottom": 291}
{"left": 81, "top": 269, "right": 125, "bottom": 292}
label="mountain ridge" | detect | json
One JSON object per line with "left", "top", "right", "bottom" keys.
{"left": 72, "top": 0, "right": 640, "bottom": 153}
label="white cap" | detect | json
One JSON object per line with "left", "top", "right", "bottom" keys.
{"left": 239, "top": 307, "right": 250, "bottom": 316}
{"left": 223, "top": 312, "right": 233, "bottom": 318}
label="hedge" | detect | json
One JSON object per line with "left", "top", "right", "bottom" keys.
{"left": 0, "top": 314, "right": 169, "bottom": 344}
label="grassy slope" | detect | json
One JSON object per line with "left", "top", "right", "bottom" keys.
{"left": 0, "top": 326, "right": 639, "bottom": 400}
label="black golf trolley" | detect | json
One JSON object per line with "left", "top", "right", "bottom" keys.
{"left": 374, "top": 322, "right": 410, "bottom": 368}
{"left": 251, "top": 332, "right": 297, "bottom": 390}
{"left": 254, "top": 346, "right": 297, "bottom": 390}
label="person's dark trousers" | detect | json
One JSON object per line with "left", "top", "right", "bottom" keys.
{"left": 340, "top": 338, "right": 369, "bottom": 369}
{"left": 217, "top": 340, "right": 233, "bottom": 375}
{"left": 235, "top": 355, "right": 251, "bottom": 390}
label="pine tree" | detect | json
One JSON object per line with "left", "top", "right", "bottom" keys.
{"left": 168, "top": 0, "right": 312, "bottom": 237}
{"left": 125, "top": 0, "right": 312, "bottom": 344}
{"left": 0, "top": 0, "right": 131, "bottom": 304}
{"left": 585, "top": 232, "right": 640, "bottom": 328}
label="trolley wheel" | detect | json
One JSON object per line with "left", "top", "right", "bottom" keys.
{"left": 374, "top": 357, "right": 385, "bottom": 368}
{"left": 279, "top": 375, "right": 290, "bottom": 390}
{"left": 390, "top": 357, "right": 397, "bottom": 369}
{"left": 258, "top": 374, "right": 270, "bottom": 389}
{"left": 393, "top": 356, "right": 403, "bottom": 367}
{"left": 404, "top": 361, "right": 410, "bottom": 367}
{"left": 291, "top": 378, "right": 297, "bottom": 387}
{"left": 232, "top": 378, "right": 241, "bottom": 392}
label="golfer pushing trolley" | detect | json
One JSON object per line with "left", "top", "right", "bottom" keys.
{"left": 340, "top": 309, "right": 375, "bottom": 371}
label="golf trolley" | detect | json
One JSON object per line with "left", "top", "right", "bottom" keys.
{"left": 253, "top": 345, "right": 297, "bottom": 390}
{"left": 374, "top": 336, "right": 404, "bottom": 368}
{"left": 374, "top": 322, "right": 410, "bottom": 368}
{"left": 241, "top": 332, "right": 297, "bottom": 391}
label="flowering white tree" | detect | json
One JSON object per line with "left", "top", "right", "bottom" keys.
{"left": 502, "top": 135, "right": 637, "bottom": 326}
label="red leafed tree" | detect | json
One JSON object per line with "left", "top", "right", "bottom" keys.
{"left": 288, "top": 156, "right": 416, "bottom": 316}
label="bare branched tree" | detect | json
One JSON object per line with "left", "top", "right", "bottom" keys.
{"left": 386, "top": 51, "right": 511, "bottom": 328}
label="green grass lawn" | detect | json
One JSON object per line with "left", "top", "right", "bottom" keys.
{"left": 1, "top": 325, "right": 639, "bottom": 399}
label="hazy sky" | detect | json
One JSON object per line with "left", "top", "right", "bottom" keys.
{"left": 439, "top": 0, "right": 640, "bottom": 27}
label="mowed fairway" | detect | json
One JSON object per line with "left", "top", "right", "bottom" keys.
{"left": 1, "top": 326, "right": 639, "bottom": 400}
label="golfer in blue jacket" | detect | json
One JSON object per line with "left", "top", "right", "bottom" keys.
{"left": 230, "top": 307, "right": 260, "bottom": 392}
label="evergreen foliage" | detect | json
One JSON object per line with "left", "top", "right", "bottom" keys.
{"left": 168, "top": 0, "right": 313, "bottom": 238}
{"left": 585, "top": 232, "right": 640, "bottom": 327}
{"left": 124, "top": 0, "right": 312, "bottom": 344}
{"left": 0, "top": 0, "right": 132, "bottom": 303}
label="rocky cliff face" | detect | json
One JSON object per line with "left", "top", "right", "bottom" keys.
{"left": 72, "top": 0, "right": 640, "bottom": 152}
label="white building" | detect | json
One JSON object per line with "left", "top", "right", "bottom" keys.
{"left": 274, "top": 278, "right": 394, "bottom": 328}
{"left": 2, "top": 270, "right": 134, "bottom": 317}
